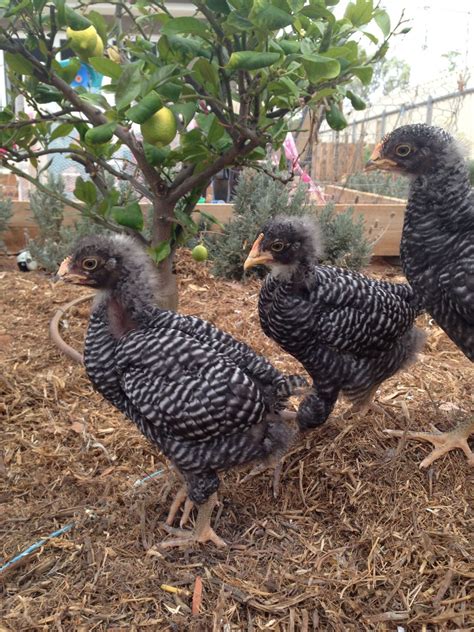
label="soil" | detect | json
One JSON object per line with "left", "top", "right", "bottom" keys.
{"left": 1, "top": 251, "right": 473, "bottom": 631}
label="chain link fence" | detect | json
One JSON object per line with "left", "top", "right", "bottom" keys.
{"left": 300, "top": 86, "right": 474, "bottom": 197}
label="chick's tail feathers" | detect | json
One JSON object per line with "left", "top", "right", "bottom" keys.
{"left": 275, "top": 374, "right": 310, "bottom": 399}
{"left": 399, "top": 326, "right": 427, "bottom": 371}
{"left": 262, "top": 420, "right": 296, "bottom": 464}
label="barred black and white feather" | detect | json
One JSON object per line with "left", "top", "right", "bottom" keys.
{"left": 376, "top": 124, "right": 474, "bottom": 361}
{"left": 71, "top": 234, "right": 303, "bottom": 505}
{"left": 252, "top": 216, "right": 425, "bottom": 431}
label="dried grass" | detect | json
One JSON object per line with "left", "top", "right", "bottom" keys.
{"left": 0, "top": 252, "right": 473, "bottom": 631}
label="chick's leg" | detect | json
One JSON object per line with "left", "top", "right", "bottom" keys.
{"left": 160, "top": 493, "right": 226, "bottom": 548}
{"left": 240, "top": 455, "right": 283, "bottom": 499}
{"left": 240, "top": 408, "right": 297, "bottom": 498}
{"left": 165, "top": 484, "right": 188, "bottom": 526}
{"left": 244, "top": 388, "right": 338, "bottom": 496}
{"left": 384, "top": 419, "right": 474, "bottom": 468}
{"left": 346, "top": 383, "right": 395, "bottom": 420}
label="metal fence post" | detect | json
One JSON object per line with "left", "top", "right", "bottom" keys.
{"left": 426, "top": 95, "right": 433, "bottom": 125}
{"left": 381, "top": 110, "right": 387, "bottom": 137}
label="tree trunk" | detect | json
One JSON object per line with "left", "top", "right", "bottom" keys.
{"left": 151, "top": 198, "right": 179, "bottom": 311}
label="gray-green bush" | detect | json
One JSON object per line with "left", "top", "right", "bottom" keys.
{"left": 344, "top": 170, "right": 409, "bottom": 199}
{"left": 0, "top": 188, "right": 13, "bottom": 252}
{"left": 205, "top": 168, "right": 373, "bottom": 280}
{"left": 28, "top": 174, "right": 102, "bottom": 272}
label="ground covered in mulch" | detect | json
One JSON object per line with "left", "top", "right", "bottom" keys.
{"left": 1, "top": 251, "right": 473, "bottom": 631}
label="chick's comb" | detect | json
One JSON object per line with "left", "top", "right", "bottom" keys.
{"left": 57, "top": 256, "right": 72, "bottom": 277}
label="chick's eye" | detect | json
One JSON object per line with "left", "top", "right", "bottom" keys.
{"left": 271, "top": 241, "right": 284, "bottom": 252}
{"left": 82, "top": 257, "right": 98, "bottom": 271}
{"left": 395, "top": 144, "right": 411, "bottom": 157}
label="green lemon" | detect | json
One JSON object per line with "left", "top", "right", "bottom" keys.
{"left": 140, "top": 107, "right": 177, "bottom": 147}
{"left": 66, "top": 25, "right": 99, "bottom": 57}
{"left": 191, "top": 244, "right": 208, "bottom": 262}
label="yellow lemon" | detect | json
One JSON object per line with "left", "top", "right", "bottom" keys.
{"left": 66, "top": 25, "right": 99, "bottom": 57}
{"left": 90, "top": 36, "right": 104, "bottom": 58}
{"left": 107, "top": 45, "right": 121, "bottom": 63}
{"left": 191, "top": 244, "right": 208, "bottom": 262}
{"left": 140, "top": 107, "right": 177, "bottom": 147}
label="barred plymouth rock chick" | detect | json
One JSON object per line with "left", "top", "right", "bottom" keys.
{"left": 366, "top": 123, "right": 474, "bottom": 466}
{"left": 244, "top": 216, "right": 425, "bottom": 435}
{"left": 58, "top": 234, "right": 306, "bottom": 548}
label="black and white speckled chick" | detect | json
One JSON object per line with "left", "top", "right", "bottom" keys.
{"left": 367, "top": 124, "right": 474, "bottom": 361}
{"left": 58, "top": 234, "right": 305, "bottom": 547}
{"left": 364, "top": 124, "right": 474, "bottom": 469}
{"left": 244, "top": 216, "right": 425, "bottom": 432}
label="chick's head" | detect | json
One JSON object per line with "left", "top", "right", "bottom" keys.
{"left": 244, "top": 216, "right": 323, "bottom": 275}
{"left": 365, "top": 124, "right": 458, "bottom": 176}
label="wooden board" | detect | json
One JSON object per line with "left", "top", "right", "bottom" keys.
{"left": 3, "top": 201, "right": 405, "bottom": 256}
{"left": 324, "top": 184, "right": 406, "bottom": 206}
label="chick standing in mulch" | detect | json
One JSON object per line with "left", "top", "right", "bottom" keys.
{"left": 366, "top": 123, "right": 474, "bottom": 466}
{"left": 57, "top": 233, "right": 306, "bottom": 548}
{"left": 244, "top": 215, "right": 425, "bottom": 434}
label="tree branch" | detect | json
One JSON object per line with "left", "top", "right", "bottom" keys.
{"left": 168, "top": 138, "right": 260, "bottom": 203}
{"left": 170, "top": 164, "right": 196, "bottom": 191}
{"left": 0, "top": 109, "right": 81, "bottom": 130}
{"left": 2, "top": 161, "right": 84, "bottom": 214}
{"left": 184, "top": 75, "right": 239, "bottom": 141}
{"left": 0, "top": 36, "right": 168, "bottom": 199}
{"left": 5, "top": 146, "right": 153, "bottom": 200}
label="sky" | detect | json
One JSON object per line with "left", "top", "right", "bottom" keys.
{"left": 379, "top": 0, "right": 474, "bottom": 87}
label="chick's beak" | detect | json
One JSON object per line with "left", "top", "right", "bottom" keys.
{"left": 56, "top": 256, "right": 88, "bottom": 284}
{"left": 364, "top": 142, "right": 398, "bottom": 172}
{"left": 243, "top": 233, "right": 274, "bottom": 270}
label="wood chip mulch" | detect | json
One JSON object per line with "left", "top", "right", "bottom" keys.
{"left": 0, "top": 251, "right": 473, "bottom": 631}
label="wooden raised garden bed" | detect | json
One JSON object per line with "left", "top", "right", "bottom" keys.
{"left": 4, "top": 197, "right": 406, "bottom": 257}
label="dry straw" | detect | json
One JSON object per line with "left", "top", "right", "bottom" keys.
{"left": 1, "top": 251, "right": 472, "bottom": 630}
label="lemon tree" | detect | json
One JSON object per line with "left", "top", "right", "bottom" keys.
{"left": 0, "top": 0, "right": 407, "bottom": 309}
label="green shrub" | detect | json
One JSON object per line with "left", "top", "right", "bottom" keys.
{"left": 467, "top": 159, "right": 474, "bottom": 186}
{"left": 344, "top": 170, "right": 409, "bottom": 199}
{"left": 28, "top": 174, "right": 102, "bottom": 272}
{"left": 318, "top": 202, "right": 372, "bottom": 269}
{"left": 205, "top": 168, "right": 373, "bottom": 280}
{"left": 0, "top": 188, "right": 13, "bottom": 252}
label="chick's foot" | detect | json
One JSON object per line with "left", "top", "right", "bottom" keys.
{"left": 159, "top": 493, "right": 226, "bottom": 549}
{"left": 384, "top": 420, "right": 474, "bottom": 468}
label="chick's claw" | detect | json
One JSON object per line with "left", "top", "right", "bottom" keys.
{"left": 160, "top": 523, "right": 227, "bottom": 549}
{"left": 160, "top": 493, "right": 226, "bottom": 549}
{"left": 384, "top": 420, "right": 474, "bottom": 468}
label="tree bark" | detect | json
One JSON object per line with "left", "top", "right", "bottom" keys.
{"left": 151, "top": 197, "right": 178, "bottom": 312}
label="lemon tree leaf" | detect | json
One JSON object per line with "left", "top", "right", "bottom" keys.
{"left": 251, "top": 4, "right": 293, "bottom": 30}
{"left": 5, "top": 52, "right": 34, "bottom": 75}
{"left": 226, "top": 51, "right": 281, "bottom": 71}
{"left": 89, "top": 56, "right": 122, "bottom": 80}
{"left": 149, "top": 240, "right": 171, "bottom": 263}
{"left": 112, "top": 202, "right": 144, "bottom": 231}
{"left": 161, "top": 17, "right": 210, "bottom": 39}
{"left": 50, "top": 122, "right": 74, "bottom": 141}
{"left": 302, "top": 54, "right": 341, "bottom": 83}
{"left": 344, "top": 0, "right": 374, "bottom": 27}
{"left": 74, "top": 177, "right": 97, "bottom": 204}
{"left": 115, "top": 62, "right": 144, "bottom": 110}
{"left": 351, "top": 65, "right": 374, "bottom": 85}
{"left": 374, "top": 9, "right": 390, "bottom": 37}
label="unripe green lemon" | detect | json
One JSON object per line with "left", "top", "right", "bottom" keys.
{"left": 191, "top": 244, "right": 208, "bottom": 262}
{"left": 140, "top": 107, "right": 177, "bottom": 147}
{"left": 66, "top": 25, "right": 99, "bottom": 57}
